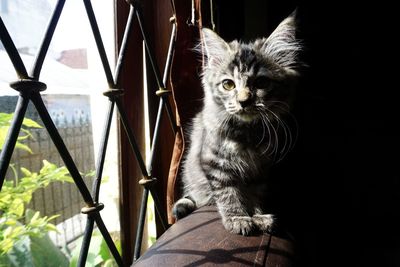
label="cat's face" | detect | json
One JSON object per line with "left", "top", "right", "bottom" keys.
{"left": 201, "top": 13, "right": 300, "bottom": 123}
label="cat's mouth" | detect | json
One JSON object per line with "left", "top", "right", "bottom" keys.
{"left": 234, "top": 108, "right": 259, "bottom": 122}
{"left": 225, "top": 103, "right": 260, "bottom": 122}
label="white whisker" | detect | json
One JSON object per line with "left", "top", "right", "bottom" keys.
{"left": 266, "top": 108, "right": 290, "bottom": 162}
{"left": 256, "top": 116, "right": 266, "bottom": 147}
{"left": 260, "top": 111, "right": 279, "bottom": 158}
{"left": 254, "top": 102, "right": 298, "bottom": 163}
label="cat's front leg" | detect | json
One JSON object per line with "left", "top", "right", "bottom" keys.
{"left": 252, "top": 214, "right": 275, "bottom": 232}
{"left": 172, "top": 196, "right": 196, "bottom": 220}
{"left": 222, "top": 215, "right": 254, "bottom": 236}
{"left": 251, "top": 207, "right": 275, "bottom": 233}
{"left": 213, "top": 186, "right": 254, "bottom": 235}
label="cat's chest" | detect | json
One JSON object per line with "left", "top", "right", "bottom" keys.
{"left": 215, "top": 138, "right": 269, "bottom": 178}
{"left": 218, "top": 138, "right": 267, "bottom": 161}
{"left": 206, "top": 127, "right": 268, "bottom": 158}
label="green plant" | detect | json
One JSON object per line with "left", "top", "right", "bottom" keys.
{"left": 69, "top": 230, "right": 120, "bottom": 267}
{"left": 0, "top": 113, "right": 72, "bottom": 266}
{"left": 0, "top": 112, "right": 42, "bottom": 154}
{"left": 0, "top": 209, "right": 69, "bottom": 267}
{"left": 0, "top": 160, "right": 73, "bottom": 254}
{"left": 147, "top": 195, "right": 156, "bottom": 247}
{"left": 0, "top": 112, "right": 114, "bottom": 267}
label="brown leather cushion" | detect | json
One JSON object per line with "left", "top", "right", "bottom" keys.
{"left": 133, "top": 206, "right": 295, "bottom": 266}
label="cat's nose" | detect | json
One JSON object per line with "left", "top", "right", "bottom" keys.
{"left": 237, "top": 88, "right": 252, "bottom": 108}
{"left": 239, "top": 98, "right": 252, "bottom": 108}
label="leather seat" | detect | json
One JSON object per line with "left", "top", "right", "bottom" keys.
{"left": 133, "top": 206, "right": 295, "bottom": 266}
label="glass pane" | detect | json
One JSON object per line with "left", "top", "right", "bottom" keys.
{"left": 0, "top": 0, "right": 53, "bottom": 69}
{"left": 0, "top": 0, "right": 119, "bottom": 263}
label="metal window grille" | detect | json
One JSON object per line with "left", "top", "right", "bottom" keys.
{"left": 0, "top": 0, "right": 177, "bottom": 265}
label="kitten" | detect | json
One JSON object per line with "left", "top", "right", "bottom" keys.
{"left": 172, "top": 12, "right": 301, "bottom": 235}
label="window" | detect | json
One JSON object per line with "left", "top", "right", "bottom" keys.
{"left": 0, "top": 0, "right": 119, "bottom": 263}
{"left": 0, "top": 0, "right": 8, "bottom": 14}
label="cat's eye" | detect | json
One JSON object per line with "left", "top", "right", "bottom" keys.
{"left": 222, "top": 79, "right": 236, "bottom": 91}
{"left": 254, "top": 76, "right": 270, "bottom": 89}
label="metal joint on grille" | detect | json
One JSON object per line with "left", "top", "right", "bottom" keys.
{"left": 81, "top": 202, "right": 105, "bottom": 215}
{"left": 139, "top": 176, "right": 157, "bottom": 187}
{"left": 103, "top": 88, "right": 124, "bottom": 98}
{"left": 155, "top": 87, "right": 171, "bottom": 97}
{"left": 9, "top": 79, "right": 47, "bottom": 93}
{"left": 125, "top": 0, "right": 141, "bottom": 7}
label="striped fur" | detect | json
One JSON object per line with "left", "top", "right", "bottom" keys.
{"left": 173, "top": 13, "right": 301, "bottom": 235}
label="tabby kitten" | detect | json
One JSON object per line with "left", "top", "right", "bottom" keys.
{"left": 173, "top": 13, "right": 301, "bottom": 235}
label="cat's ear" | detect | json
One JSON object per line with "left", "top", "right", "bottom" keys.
{"left": 201, "top": 28, "right": 231, "bottom": 67}
{"left": 257, "top": 10, "right": 301, "bottom": 74}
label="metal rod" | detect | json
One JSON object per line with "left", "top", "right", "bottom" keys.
{"left": 137, "top": 7, "right": 179, "bottom": 151}
{"left": 92, "top": 100, "right": 115, "bottom": 202}
{"left": 163, "top": 99, "right": 177, "bottom": 135}
{"left": 161, "top": 23, "right": 178, "bottom": 134}
{"left": 31, "top": 0, "right": 66, "bottom": 80}
{"left": 77, "top": 218, "right": 95, "bottom": 267}
{"left": 115, "top": 99, "right": 149, "bottom": 177}
{"left": 133, "top": 187, "right": 149, "bottom": 261}
{"left": 146, "top": 99, "right": 164, "bottom": 176}
{"left": 0, "top": 17, "right": 28, "bottom": 78}
{"left": 135, "top": 8, "right": 164, "bottom": 89}
{"left": 83, "top": 0, "right": 114, "bottom": 87}
{"left": 30, "top": 92, "right": 94, "bottom": 204}
{"left": 94, "top": 214, "right": 123, "bottom": 266}
{"left": 114, "top": 5, "right": 136, "bottom": 88}
{"left": 0, "top": 94, "right": 30, "bottom": 189}
{"left": 135, "top": 3, "right": 177, "bottom": 238}
{"left": 162, "top": 22, "right": 176, "bottom": 88}
{"left": 149, "top": 188, "right": 168, "bottom": 231}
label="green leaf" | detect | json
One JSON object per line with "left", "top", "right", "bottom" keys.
{"left": 0, "top": 253, "right": 12, "bottom": 267}
{"left": 0, "top": 113, "right": 41, "bottom": 153}
{"left": 19, "top": 128, "right": 33, "bottom": 138}
{"left": 103, "top": 259, "right": 117, "bottom": 267}
{"left": 41, "top": 160, "right": 52, "bottom": 168}
{"left": 4, "top": 219, "right": 17, "bottom": 226}
{"left": 101, "top": 175, "right": 110, "bottom": 184}
{"left": 98, "top": 233, "right": 120, "bottom": 266}
{"left": 69, "top": 237, "right": 97, "bottom": 267}
{"left": 85, "top": 170, "right": 96, "bottom": 178}
{"left": 3, "top": 227, "right": 13, "bottom": 239}
{"left": 44, "top": 224, "right": 58, "bottom": 233}
{"left": 16, "top": 133, "right": 31, "bottom": 141}
{"left": 19, "top": 192, "right": 33, "bottom": 204}
{"left": 6, "top": 235, "right": 34, "bottom": 267}
{"left": 30, "top": 233, "right": 68, "bottom": 267}
{"left": 0, "top": 238, "right": 14, "bottom": 256}
{"left": 69, "top": 230, "right": 119, "bottom": 267}
{"left": 11, "top": 199, "right": 24, "bottom": 217}
{"left": 20, "top": 168, "right": 32, "bottom": 177}
{"left": 47, "top": 214, "right": 60, "bottom": 221}
{"left": 22, "top": 118, "right": 42, "bottom": 129}
{"left": 29, "top": 212, "right": 40, "bottom": 224}
{"left": 0, "top": 113, "right": 13, "bottom": 126}
{"left": 0, "top": 192, "right": 12, "bottom": 207}
{"left": 14, "top": 143, "right": 33, "bottom": 154}
{"left": 0, "top": 127, "right": 8, "bottom": 151}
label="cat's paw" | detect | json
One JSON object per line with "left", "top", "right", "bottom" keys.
{"left": 252, "top": 214, "right": 275, "bottom": 233}
{"left": 172, "top": 197, "right": 196, "bottom": 220}
{"left": 223, "top": 216, "right": 254, "bottom": 236}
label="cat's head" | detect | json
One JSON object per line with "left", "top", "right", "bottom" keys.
{"left": 200, "top": 12, "right": 301, "bottom": 123}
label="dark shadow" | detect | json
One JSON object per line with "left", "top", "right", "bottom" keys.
{"left": 136, "top": 239, "right": 294, "bottom": 267}
{"left": 154, "top": 217, "right": 220, "bottom": 250}
{"left": 136, "top": 205, "right": 297, "bottom": 266}
{"left": 137, "top": 246, "right": 268, "bottom": 266}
